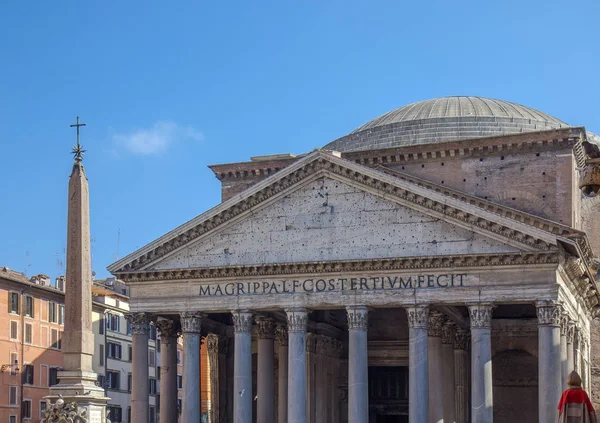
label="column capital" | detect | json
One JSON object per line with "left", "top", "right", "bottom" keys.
{"left": 536, "top": 300, "right": 562, "bottom": 326}
{"left": 428, "top": 311, "right": 445, "bottom": 337}
{"left": 285, "top": 307, "right": 308, "bottom": 332}
{"left": 231, "top": 310, "right": 253, "bottom": 333}
{"left": 180, "top": 311, "right": 204, "bottom": 333}
{"left": 124, "top": 312, "right": 152, "bottom": 335}
{"left": 346, "top": 305, "right": 369, "bottom": 330}
{"left": 468, "top": 303, "right": 494, "bottom": 328}
{"left": 453, "top": 328, "right": 470, "bottom": 350}
{"left": 405, "top": 304, "right": 429, "bottom": 329}
{"left": 155, "top": 318, "right": 180, "bottom": 340}
{"left": 441, "top": 321, "right": 456, "bottom": 344}
{"left": 255, "top": 317, "right": 276, "bottom": 339}
{"left": 275, "top": 325, "right": 288, "bottom": 346}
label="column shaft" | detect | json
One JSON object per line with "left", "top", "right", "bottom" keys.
{"left": 428, "top": 311, "right": 444, "bottom": 423}
{"left": 126, "top": 313, "right": 151, "bottom": 423}
{"left": 469, "top": 303, "right": 493, "bottom": 423}
{"left": 276, "top": 326, "right": 289, "bottom": 423}
{"left": 442, "top": 323, "right": 456, "bottom": 423}
{"left": 347, "top": 306, "right": 369, "bottom": 423}
{"left": 256, "top": 317, "right": 276, "bottom": 423}
{"left": 406, "top": 305, "right": 429, "bottom": 423}
{"left": 232, "top": 310, "right": 253, "bottom": 423}
{"left": 560, "top": 314, "right": 569, "bottom": 388}
{"left": 453, "top": 329, "right": 469, "bottom": 423}
{"left": 537, "top": 301, "right": 562, "bottom": 423}
{"left": 287, "top": 308, "right": 308, "bottom": 423}
{"left": 207, "top": 334, "right": 227, "bottom": 423}
{"left": 156, "top": 319, "right": 179, "bottom": 423}
{"left": 181, "top": 312, "right": 203, "bottom": 423}
{"left": 566, "top": 323, "right": 575, "bottom": 379}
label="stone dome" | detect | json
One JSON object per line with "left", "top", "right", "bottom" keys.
{"left": 323, "top": 96, "right": 570, "bottom": 153}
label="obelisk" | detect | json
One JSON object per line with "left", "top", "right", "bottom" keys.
{"left": 43, "top": 117, "right": 109, "bottom": 423}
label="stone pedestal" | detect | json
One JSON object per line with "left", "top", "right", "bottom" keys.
{"left": 406, "top": 305, "right": 429, "bottom": 423}
{"left": 537, "top": 300, "right": 562, "bottom": 423}
{"left": 286, "top": 308, "right": 308, "bottom": 423}
{"left": 232, "top": 310, "right": 253, "bottom": 423}
{"left": 428, "top": 311, "right": 444, "bottom": 423}
{"left": 468, "top": 303, "right": 494, "bottom": 423}
{"left": 347, "top": 306, "right": 369, "bottom": 423}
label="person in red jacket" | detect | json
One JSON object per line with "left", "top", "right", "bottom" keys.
{"left": 557, "top": 371, "right": 597, "bottom": 423}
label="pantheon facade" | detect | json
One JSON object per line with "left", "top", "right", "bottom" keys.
{"left": 108, "top": 96, "right": 600, "bottom": 423}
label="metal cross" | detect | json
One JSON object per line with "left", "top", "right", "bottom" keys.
{"left": 70, "top": 116, "right": 87, "bottom": 162}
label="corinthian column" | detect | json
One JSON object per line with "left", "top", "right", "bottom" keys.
{"left": 180, "top": 311, "right": 203, "bottom": 423}
{"left": 441, "top": 322, "right": 456, "bottom": 423}
{"left": 567, "top": 323, "right": 575, "bottom": 378}
{"left": 256, "top": 317, "right": 276, "bottom": 423}
{"left": 468, "top": 303, "right": 494, "bottom": 423}
{"left": 286, "top": 308, "right": 308, "bottom": 423}
{"left": 156, "top": 319, "right": 179, "bottom": 423}
{"left": 125, "top": 312, "right": 151, "bottom": 423}
{"left": 206, "top": 334, "right": 227, "bottom": 423}
{"left": 276, "top": 325, "right": 289, "bottom": 423}
{"left": 537, "top": 300, "right": 562, "bottom": 423}
{"left": 232, "top": 310, "right": 253, "bottom": 423}
{"left": 560, "top": 312, "right": 569, "bottom": 387}
{"left": 428, "top": 311, "right": 444, "bottom": 423}
{"left": 347, "top": 306, "right": 369, "bottom": 423}
{"left": 453, "top": 329, "right": 469, "bottom": 423}
{"left": 405, "top": 305, "right": 429, "bottom": 423}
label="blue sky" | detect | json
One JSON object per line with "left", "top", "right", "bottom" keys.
{"left": 1, "top": 0, "right": 598, "bottom": 279}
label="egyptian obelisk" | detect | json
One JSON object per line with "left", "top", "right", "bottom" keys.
{"left": 43, "top": 117, "right": 109, "bottom": 423}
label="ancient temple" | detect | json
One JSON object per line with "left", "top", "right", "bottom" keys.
{"left": 107, "top": 96, "right": 600, "bottom": 423}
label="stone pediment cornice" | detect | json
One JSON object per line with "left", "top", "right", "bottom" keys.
{"left": 107, "top": 150, "right": 581, "bottom": 274}
{"left": 117, "top": 251, "right": 559, "bottom": 283}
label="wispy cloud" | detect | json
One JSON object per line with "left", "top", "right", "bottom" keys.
{"left": 112, "top": 121, "right": 203, "bottom": 155}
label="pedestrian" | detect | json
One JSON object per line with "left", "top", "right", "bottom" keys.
{"left": 557, "top": 371, "right": 597, "bottom": 423}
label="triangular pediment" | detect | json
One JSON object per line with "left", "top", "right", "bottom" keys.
{"left": 108, "top": 151, "right": 584, "bottom": 275}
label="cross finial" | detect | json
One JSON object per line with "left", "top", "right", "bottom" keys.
{"left": 69, "top": 116, "right": 87, "bottom": 162}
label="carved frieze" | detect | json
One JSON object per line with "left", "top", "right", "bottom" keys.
{"left": 180, "top": 311, "right": 203, "bottom": 334}
{"left": 124, "top": 312, "right": 152, "bottom": 335}
{"left": 346, "top": 306, "right": 369, "bottom": 331}
{"left": 468, "top": 303, "right": 494, "bottom": 328}
{"left": 441, "top": 321, "right": 456, "bottom": 345}
{"left": 286, "top": 308, "right": 308, "bottom": 332}
{"left": 428, "top": 311, "right": 445, "bottom": 337}
{"left": 536, "top": 300, "right": 562, "bottom": 326}
{"left": 231, "top": 310, "right": 253, "bottom": 333}
{"left": 454, "top": 328, "right": 470, "bottom": 350}
{"left": 406, "top": 305, "right": 429, "bottom": 329}
{"left": 41, "top": 397, "right": 100, "bottom": 423}
{"left": 275, "top": 325, "right": 288, "bottom": 346}
{"left": 255, "top": 317, "right": 276, "bottom": 339}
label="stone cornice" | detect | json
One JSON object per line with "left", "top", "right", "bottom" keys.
{"left": 116, "top": 251, "right": 559, "bottom": 283}
{"left": 109, "top": 150, "right": 583, "bottom": 275}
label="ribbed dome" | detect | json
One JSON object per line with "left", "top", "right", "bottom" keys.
{"left": 324, "top": 96, "right": 569, "bottom": 153}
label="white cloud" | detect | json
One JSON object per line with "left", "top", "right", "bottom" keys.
{"left": 112, "top": 121, "right": 203, "bottom": 155}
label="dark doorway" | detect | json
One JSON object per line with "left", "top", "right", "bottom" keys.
{"left": 369, "top": 366, "right": 408, "bottom": 423}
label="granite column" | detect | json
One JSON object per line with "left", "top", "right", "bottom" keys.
{"left": 566, "top": 323, "right": 575, "bottom": 379}
{"left": 428, "top": 311, "right": 444, "bottom": 423}
{"left": 537, "top": 300, "right": 562, "bottom": 423}
{"left": 347, "top": 306, "right": 369, "bottom": 423}
{"left": 256, "top": 317, "right": 276, "bottom": 423}
{"left": 232, "top": 310, "right": 253, "bottom": 423}
{"left": 468, "top": 303, "right": 494, "bottom": 423}
{"left": 560, "top": 313, "right": 569, "bottom": 387}
{"left": 406, "top": 305, "right": 429, "bottom": 423}
{"left": 286, "top": 308, "right": 308, "bottom": 423}
{"left": 454, "top": 329, "right": 469, "bottom": 423}
{"left": 441, "top": 322, "right": 456, "bottom": 423}
{"left": 126, "top": 312, "right": 151, "bottom": 423}
{"left": 276, "top": 325, "right": 289, "bottom": 423}
{"left": 156, "top": 319, "right": 179, "bottom": 423}
{"left": 181, "top": 312, "right": 203, "bottom": 423}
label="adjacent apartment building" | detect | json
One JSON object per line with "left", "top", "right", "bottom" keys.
{"left": 0, "top": 267, "right": 184, "bottom": 423}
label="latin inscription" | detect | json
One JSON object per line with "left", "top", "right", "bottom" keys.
{"left": 88, "top": 408, "right": 102, "bottom": 423}
{"left": 199, "top": 273, "right": 467, "bottom": 297}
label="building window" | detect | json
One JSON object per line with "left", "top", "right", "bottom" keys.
{"left": 99, "top": 344, "right": 105, "bottom": 366}
{"left": 9, "top": 416, "right": 16, "bottom": 423}
{"left": 156, "top": 339, "right": 161, "bottom": 353}
{"left": 177, "top": 375, "right": 183, "bottom": 389}
{"left": 10, "top": 352, "right": 18, "bottom": 376}
{"left": 157, "top": 366, "right": 161, "bottom": 380}
{"left": 23, "top": 364, "right": 34, "bottom": 385}
{"left": 40, "top": 400, "right": 47, "bottom": 419}
{"left": 25, "top": 296, "right": 34, "bottom": 317}
{"left": 97, "top": 374, "right": 105, "bottom": 389}
{"left": 49, "top": 302, "right": 57, "bottom": 323}
{"left": 149, "top": 406, "right": 155, "bottom": 423}
{"left": 9, "top": 292, "right": 19, "bottom": 314}
{"left": 58, "top": 305, "right": 65, "bottom": 325}
{"left": 10, "top": 321, "right": 18, "bottom": 340}
{"left": 107, "top": 342, "right": 122, "bottom": 359}
{"left": 127, "top": 373, "right": 132, "bottom": 392}
{"left": 106, "top": 313, "right": 120, "bottom": 332}
{"left": 49, "top": 367, "right": 59, "bottom": 386}
{"left": 22, "top": 399, "right": 32, "bottom": 418}
{"left": 127, "top": 407, "right": 131, "bottom": 423}
{"left": 148, "top": 349, "right": 155, "bottom": 367}
{"left": 25, "top": 323, "right": 32, "bottom": 344}
{"left": 108, "top": 405, "right": 123, "bottom": 423}
{"left": 58, "top": 330, "right": 63, "bottom": 349}
{"left": 177, "top": 350, "right": 181, "bottom": 364}
{"left": 51, "top": 329, "right": 59, "bottom": 349}
{"left": 107, "top": 371, "right": 120, "bottom": 390}
{"left": 177, "top": 399, "right": 182, "bottom": 415}
{"left": 99, "top": 316, "right": 105, "bottom": 335}
{"left": 128, "top": 344, "right": 132, "bottom": 362}
{"left": 126, "top": 321, "right": 132, "bottom": 335}
{"left": 9, "top": 386, "right": 18, "bottom": 405}
{"left": 149, "top": 325, "right": 156, "bottom": 341}
{"left": 149, "top": 378, "right": 157, "bottom": 395}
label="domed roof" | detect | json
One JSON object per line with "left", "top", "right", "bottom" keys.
{"left": 323, "top": 96, "right": 569, "bottom": 153}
